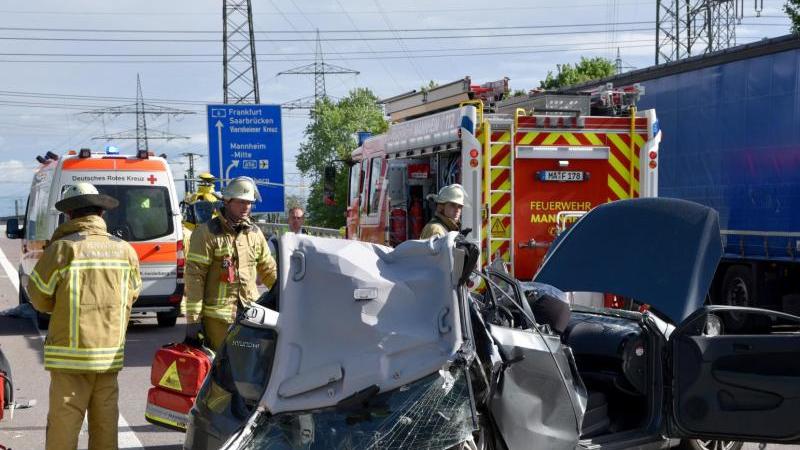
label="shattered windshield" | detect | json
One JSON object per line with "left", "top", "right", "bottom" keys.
{"left": 236, "top": 368, "right": 476, "bottom": 450}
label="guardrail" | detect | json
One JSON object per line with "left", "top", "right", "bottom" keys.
{"left": 256, "top": 222, "right": 343, "bottom": 239}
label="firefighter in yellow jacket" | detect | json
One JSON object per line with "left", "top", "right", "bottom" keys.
{"left": 419, "top": 184, "right": 466, "bottom": 239}
{"left": 28, "top": 182, "right": 141, "bottom": 450}
{"left": 184, "top": 176, "right": 277, "bottom": 351}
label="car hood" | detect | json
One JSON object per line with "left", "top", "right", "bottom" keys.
{"left": 533, "top": 198, "right": 723, "bottom": 324}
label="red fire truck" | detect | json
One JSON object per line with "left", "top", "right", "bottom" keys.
{"left": 344, "top": 77, "right": 661, "bottom": 281}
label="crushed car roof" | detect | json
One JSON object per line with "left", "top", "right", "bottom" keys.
{"left": 533, "top": 198, "right": 723, "bottom": 324}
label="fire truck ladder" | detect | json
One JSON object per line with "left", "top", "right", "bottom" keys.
{"left": 486, "top": 115, "right": 514, "bottom": 272}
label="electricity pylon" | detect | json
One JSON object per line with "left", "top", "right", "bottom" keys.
{"left": 278, "top": 30, "right": 359, "bottom": 110}
{"left": 223, "top": 0, "right": 260, "bottom": 104}
{"left": 86, "top": 74, "right": 193, "bottom": 151}
{"left": 655, "top": 0, "right": 751, "bottom": 64}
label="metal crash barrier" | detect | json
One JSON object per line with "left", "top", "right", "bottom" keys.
{"left": 256, "top": 222, "right": 343, "bottom": 239}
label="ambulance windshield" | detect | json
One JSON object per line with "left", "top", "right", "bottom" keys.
{"left": 96, "top": 185, "right": 174, "bottom": 241}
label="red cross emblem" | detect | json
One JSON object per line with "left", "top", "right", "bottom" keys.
{"left": 147, "top": 174, "right": 157, "bottom": 185}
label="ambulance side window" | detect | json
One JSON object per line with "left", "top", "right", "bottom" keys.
{"left": 367, "top": 158, "right": 382, "bottom": 216}
{"left": 26, "top": 181, "right": 50, "bottom": 241}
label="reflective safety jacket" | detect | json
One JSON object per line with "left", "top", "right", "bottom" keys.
{"left": 419, "top": 213, "right": 460, "bottom": 240}
{"left": 184, "top": 213, "right": 277, "bottom": 324}
{"left": 28, "top": 215, "right": 142, "bottom": 373}
{"left": 179, "top": 224, "right": 192, "bottom": 315}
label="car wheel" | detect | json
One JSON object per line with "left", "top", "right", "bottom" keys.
{"left": 720, "top": 265, "right": 753, "bottom": 331}
{"left": 157, "top": 312, "right": 178, "bottom": 328}
{"left": 679, "top": 439, "right": 743, "bottom": 450}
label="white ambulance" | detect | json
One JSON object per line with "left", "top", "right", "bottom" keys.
{"left": 6, "top": 147, "right": 184, "bottom": 328}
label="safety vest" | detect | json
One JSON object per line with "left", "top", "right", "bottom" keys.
{"left": 27, "top": 215, "right": 142, "bottom": 373}
{"left": 184, "top": 213, "right": 277, "bottom": 323}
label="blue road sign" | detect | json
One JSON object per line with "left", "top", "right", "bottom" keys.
{"left": 207, "top": 104, "right": 284, "bottom": 213}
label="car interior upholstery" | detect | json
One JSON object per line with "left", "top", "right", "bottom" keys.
{"left": 522, "top": 287, "right": 650, "bottom": 438}
{"left": 561, "top": 312, "right": 649, "bottom": 437}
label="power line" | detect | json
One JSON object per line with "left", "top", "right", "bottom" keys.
{"left": 0, "top": 38, "right": 658, "bottom": 57}
{"left": 0, "top": 27, "right": 658, "bottom": 42}
{"left": 372, "top": 0, "right": 427, "bottom": 81}
{"left": 0, "top": 3, "right": 685, "bottom": 17}
{"left": 0, "top": 90, "right": 214, "bottom": 105}
{"left": 0, "top": 21, "right": 659, "bottom": 34}
{"left": 0, "top": 44, "right": 671, "bottom": 65}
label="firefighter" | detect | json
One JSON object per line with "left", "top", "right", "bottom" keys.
{"left": 27, "top": 182, "right": 141, "bottom": 450}
{"left": 184, "top": 176, "right": 277, "bottom": 351}
{"left": 419, "top": 184, "right": 465, "bottom": 239}
{"left": 179, "top": 173, "right": 221, "bottom": 316}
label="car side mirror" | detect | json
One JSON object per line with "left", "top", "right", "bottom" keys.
{"left": 323, "top": 165, "right": 336, "bottom": 206}
{"left": 5, "top": 218, "right": 22, "bottom": 239}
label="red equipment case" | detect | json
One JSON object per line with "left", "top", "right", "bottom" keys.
{"left": 146, "top": 342, "right": 212, "bottom": 431}
{"left": 145, "top": 386, "right": 195, "bottom": 431}
{"left": 150, "top": 342, "right": 211, "bottom": 397}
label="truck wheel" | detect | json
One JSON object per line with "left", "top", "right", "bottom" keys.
{"left": 720, "top": 266, "right": 753, "bottom": 332}
{"left": 679, "top": 439, "right": 742, "bottom": 450}
{"left": 157, "top": 312, "right": 178, "bottom": 328}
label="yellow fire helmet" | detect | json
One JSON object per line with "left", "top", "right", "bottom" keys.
{"left": 198, "top": 172, "right": 216, "bottom": 186}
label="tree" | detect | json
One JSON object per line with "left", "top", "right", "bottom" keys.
{"left": 786, "top": 0, "right": 800, "bottom": 34}
{"left": 284, "top": 194, "right": 305, "bottom": 213}
{"left": 539, "top": 57, "right": 616, "bottom": 90}
{"left": 296, "top": 88, "right": 387, "bottom": 228}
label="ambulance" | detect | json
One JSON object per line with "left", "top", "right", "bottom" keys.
{"left": 6, "top": 147, "right": 184, "bottom": 328}
{"left": 344, "top": 77, "right": 661, "bottom": 283}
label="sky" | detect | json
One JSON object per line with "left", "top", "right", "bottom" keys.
{"left": 0, "top": 0, "right": 792, "bottom": 216}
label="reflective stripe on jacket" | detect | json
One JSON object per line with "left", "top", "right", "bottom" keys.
{"left": 28, "top": 215, "right": 142, "bottom": 373}
{"left": 184, "top": 213, "right": 277, "bottom": 324}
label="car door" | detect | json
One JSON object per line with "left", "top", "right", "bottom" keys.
{"left": 483, "top": 270, "right": 586, "bottom": 450}
{"left": 669, "top": 305, "right": 800, "bottom": 444}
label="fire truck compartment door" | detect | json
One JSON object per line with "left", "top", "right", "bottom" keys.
{"left": 512, "top": 148, "right": 611, "bottom": 281}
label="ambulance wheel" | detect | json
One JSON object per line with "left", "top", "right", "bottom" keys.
{"left": 157, "top": 312, "right": 178, "bottom": 328}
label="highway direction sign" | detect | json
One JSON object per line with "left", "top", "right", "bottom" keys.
{"left": 207, "top": 104, "right": 284, "bottom": 213}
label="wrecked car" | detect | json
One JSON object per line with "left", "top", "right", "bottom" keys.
{"left": 184, "top": 198, "right": 800, "bottom": 450}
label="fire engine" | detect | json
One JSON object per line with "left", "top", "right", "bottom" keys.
{"left": 344, "top": 77, "right": 662, "bottom": 281}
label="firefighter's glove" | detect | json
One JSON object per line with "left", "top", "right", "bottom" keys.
{"left": 185, "top": 322, "right": 204, "bottom": 348}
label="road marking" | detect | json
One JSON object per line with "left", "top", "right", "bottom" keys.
{"left": 0, "top": 245, "right": 146, "bottom": 450}
{"left": 0, "top": 244, "right": 19, "bottom": 292}
{"left": 118, "top": 415, "right": 143, "bottom": 449}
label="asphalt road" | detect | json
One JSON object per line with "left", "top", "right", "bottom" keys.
{"left": 0, "top": 233, "right": 185, "bottom": 450}
{"left": 0, "top": 231, "right": 796, "bottom": 450}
